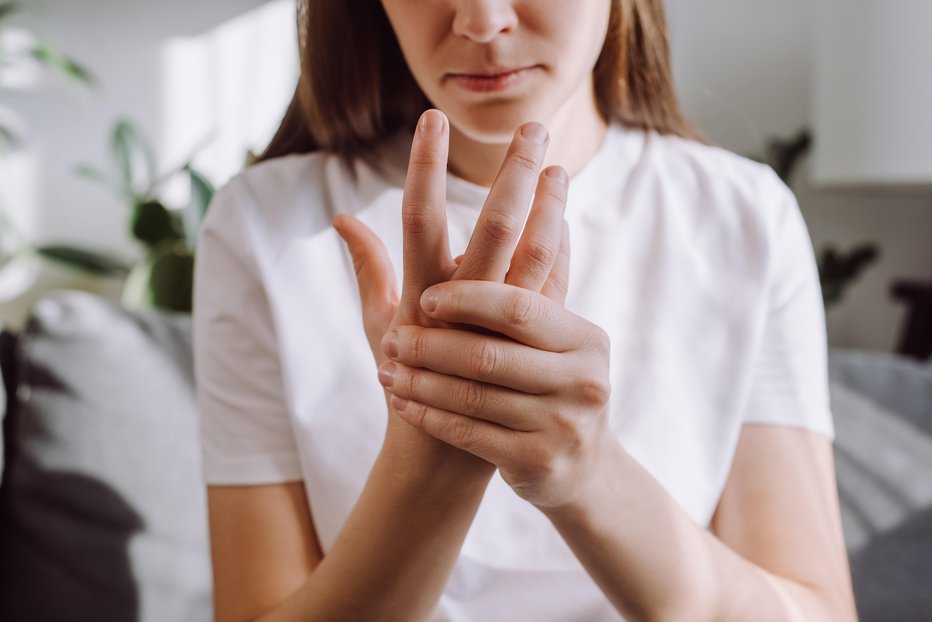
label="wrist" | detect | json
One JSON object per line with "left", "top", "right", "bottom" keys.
{"left": 536, "top": 430, "right": 626, "bottom": 526}
{"left": 380, "top": 423, "right": 497, "bottom": 489}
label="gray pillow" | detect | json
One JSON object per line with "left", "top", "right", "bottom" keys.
{"left": 0, "top": 290, "right": 211, "bottom": 622}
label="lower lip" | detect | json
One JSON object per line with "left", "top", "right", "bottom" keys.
{"left": 448, "top": 66, "right": 537, "bottom": 93}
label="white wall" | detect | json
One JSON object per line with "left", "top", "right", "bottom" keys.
{"left": 666, "top": 0, "right": 932, "bottom": 352}
{"left": 0, "top": 0, "right": 296, "bottom": 259}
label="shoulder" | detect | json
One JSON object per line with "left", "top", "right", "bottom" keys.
{"left": 201, "top": 149, "right": 371, "bottom": 254}
{"left": 634, "top": 129, "right": 799, "bottom": 251}
{"left": 648, "top": 130, "right": 793, "bottom": 215}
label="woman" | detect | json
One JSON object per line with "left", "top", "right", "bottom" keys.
{"left": 193, "top": 1, "right": 858, "bottom": 620}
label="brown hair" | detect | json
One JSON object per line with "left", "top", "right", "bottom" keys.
{"left": 256, "top": 0, "right": 703, "bottom": 165}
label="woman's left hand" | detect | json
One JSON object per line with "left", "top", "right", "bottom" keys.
{"left": 378, "top": 279, "right": 615, "bottom": 510}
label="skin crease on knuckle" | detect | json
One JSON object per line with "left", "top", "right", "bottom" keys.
{"left": 467, "top": 339, "right": 501, "bottom": 380}
{"left": 504, "top": 290, "right": 538, "bottom": 328}
{"left": 479, "top": 210, "right": 520, "bottom": 246}
{"left": 523, "top": 237, "right": 558, "bottom": 272}
{"left": 461, "top": 379, "right": 485, "bottom": 416}
{"left": 406, "top": 327, "right": 431, "bottom": 367}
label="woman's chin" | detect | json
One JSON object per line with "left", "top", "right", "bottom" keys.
{"left": 445, "top": 103, "right": 549, "bottom": 145}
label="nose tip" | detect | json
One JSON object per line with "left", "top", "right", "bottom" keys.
{"left": 451, "top": 3, "right": 517, "bottom": 43}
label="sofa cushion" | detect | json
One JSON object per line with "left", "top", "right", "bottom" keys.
{"left": 0, "top": 290, "right": 211, "bottom": 621}
{"left": 0, "top": 329, "right": 7, "bottom": 478}
{"left": 829, "top": 348, "right": 932, "bottom": 621}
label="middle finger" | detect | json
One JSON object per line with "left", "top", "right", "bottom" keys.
{"left": 454, "top": 122, "right": 550, "bottom": 282}
{"left": 384, "top": 324, "right": 565, "bottom": 394}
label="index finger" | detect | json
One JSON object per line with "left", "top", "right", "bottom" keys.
{"left": 401, "top": 109, "right": 455, "bottom": 301}
{"left": 420, "top": 280, "right": 596, "bottom": 353}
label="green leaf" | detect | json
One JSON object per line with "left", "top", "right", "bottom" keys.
{"left": 121, "top": 242, "right": 194, "bottom": 312}
{"left": 112, "top": 120, "right": 156, "bottom": 198}
{"left": 179, "top": 164, "right": 214, "bottom": 249}
{"left": 29, "top": 39, "right": 95, "bottom": 86}
{"left": 0, "top": 2, "right": 19, "bottom": 23}
{"left": 186, "top": 166, "right": 215, "bottom": 220}
{"left": 131, "top": 199, "right": 185, "bottom": 248}
{"left": 73, "top": 164, "right": 112, "bottom": 187}
{"left": 36, "top": 245, "right": 132, "bottom": 278}
{"left": 0, "top": 124, "right": 19, "bottom": 150}
{"left": 147, "top": 244, "right": 195, "bottom": 312}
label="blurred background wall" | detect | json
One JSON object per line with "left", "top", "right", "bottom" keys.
{"left": 1, "top": 0, "right": 930, "bottom": 351}
{"left": 667, "top": 0, "right": 932, "bottom": 353}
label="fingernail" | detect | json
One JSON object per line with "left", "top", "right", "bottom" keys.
{"left": 420, "top": 110, "right": 443, "bottom": 135}
{"left": 391, "top": 394, "right": 409, "bottom": 412}
{"left": 421, "top": 289, "right": 440, "bottom": 313}
{"left": 377, "top": 361, "right": 396, "bottom": 387}
{"left": 521, "top": 123, "right": 548, "bottom": 144}
{"left": 382, "top": 331, "right": 399, "bottom": 359}
{"left": 546, "top": 166, "right": 568, "bottom": 185}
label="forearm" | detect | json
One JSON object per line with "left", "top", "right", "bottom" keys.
{"left": 259, "top": 437, "right": 495, "bottom": 622}
{"left": 539, "top": 437, "right": 852, "bottom": 622}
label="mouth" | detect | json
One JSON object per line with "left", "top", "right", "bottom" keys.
{"left": 445, "top": 65, "right": 540, "bottom": 93}
{"left": 449, "top": 64, "right": 537, "bottom": 78}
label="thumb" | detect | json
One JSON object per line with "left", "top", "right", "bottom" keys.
{"left": 332, "top": 214, "right": 399, "bottom": 337}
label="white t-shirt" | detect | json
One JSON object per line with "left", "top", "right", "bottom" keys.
{"left": 192, "top": 121, "right": 835, "bottom": 622}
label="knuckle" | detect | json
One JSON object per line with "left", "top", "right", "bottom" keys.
{"left": 504, "top": 291, "right": 538, "bottom": 327}
{"left": 449, "top": 417, "right": 477, "bottom": 450}
{"left": 401, "top": 203, "right": 438, "bottom": 234}
{"left": 544, "top": 179, "right": 568, "bottom": 203}
{"left": 524, "top": 239, "right": 557, "bottom": 270}
{"left": 408, "top": 401, "right": 429, "bottom": 429}
{"left": 403, "top": 367, "right": 420, "bottom": 398}
{"left": 575, "top": 375, "right": 611, "bottom": 408}
{"left": 509, "top": 150, "right": 540, "bottom": 174}
{"left": 480, "top": 212, "right": 518, "bottom": 245}
{"left": 552, "top": 412, "right": 584, "bottom": 455}
{"left": 461, "top": 381, "right": 484, "bottom": 415}
{"left": 408, "top": 329, "right": 429, "bottom": 364}
{"left": 467, "top": 340, "right": 499, "bottom": 379}
{"left": 408, "top": 148, "right": 445, "bottom": 170}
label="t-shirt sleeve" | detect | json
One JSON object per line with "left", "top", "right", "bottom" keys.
{"left": 192, "top": 180, "right": 304, "bottom": 485}
{"left": 741, "top": 170, "right": 836, "bottom": 441}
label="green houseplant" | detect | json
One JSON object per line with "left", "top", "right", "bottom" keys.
{"left": 0, "top": 1, "right": 94, "bottom": 150}
{"left": 74, "top": 120, "right": 215, "bottom": 313}
{"left": 1, "top": 2, "right": 214, "bottom": 313}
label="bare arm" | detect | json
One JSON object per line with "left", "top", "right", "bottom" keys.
{"left": 251, "top": 448, "right": 494, "bottom": 622}
{"left": 539, "top": 426, "right": 857, "bottom": 622}
{"left": 368, "top": 277, "right": 857, "bottom": 621}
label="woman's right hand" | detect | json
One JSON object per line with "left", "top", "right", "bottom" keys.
{"left": 332, "top": 109, "right": 570, "bottom": 471}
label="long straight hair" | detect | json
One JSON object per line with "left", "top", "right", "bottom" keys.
{"left": 256, "top": 0, "right": 703, "bottom": 165}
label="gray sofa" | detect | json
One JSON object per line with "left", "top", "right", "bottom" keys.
{"left": 0, "top": 290, "right": 929, "bottom": 621}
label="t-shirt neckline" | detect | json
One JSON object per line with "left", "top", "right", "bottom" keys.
{"left": 376, "top": 121, "right": 628, "bottom": 212}
{"left": 443, "top": 122, "right": 625, "bottom": 209}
